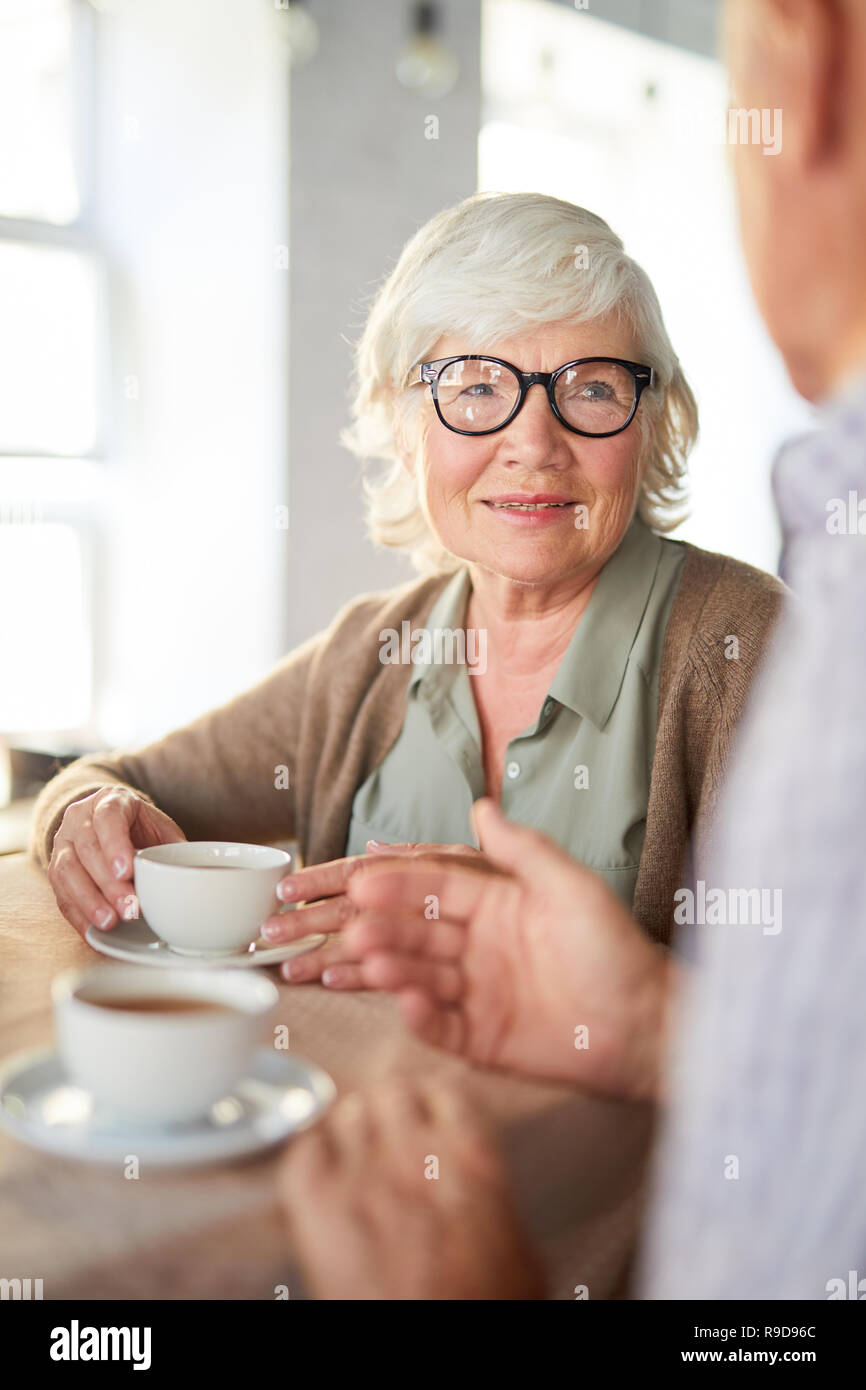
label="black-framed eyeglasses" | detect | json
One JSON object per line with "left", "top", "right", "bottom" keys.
{"left": 411, "top": 354, "right": 656, "bottom": 438}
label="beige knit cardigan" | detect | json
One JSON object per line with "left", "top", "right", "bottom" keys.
{"left": 29, "top": 542, "right": 785, "bottom": 947}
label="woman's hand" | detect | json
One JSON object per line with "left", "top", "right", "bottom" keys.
{"left": 262, "top": 841, "right": 497, "bottom": 989}
{"left": 342, "top": 801, "right": 680, "bottom": 1101}
{"left": 48, "top": 786, "right": 187, "bottom": 938}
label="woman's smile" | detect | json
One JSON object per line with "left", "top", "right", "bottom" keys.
{"left": 480, "top": 491, "right": 579, "bottom": 525}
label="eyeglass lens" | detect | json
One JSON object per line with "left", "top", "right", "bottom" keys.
{"left": 435, "top": 358, "right": 637, "bottom": 434}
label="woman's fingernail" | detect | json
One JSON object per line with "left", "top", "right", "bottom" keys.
{"left": 261, "top": 920, "right": 282, "bottom": 940}
{"left": 94, "top": 907, "right": 115, "bottom": 929}
{"left": 112, "top": 857, "right": 128, "bottom": 878}
{"left": 276, "top": 878, "right": 298, "bottom": 902}
{"left": 366, "top": 839, "right": 386, "bottom": 850}
{"left": 322, "top": 967, "right": 342, "bottom": 987}
{"left": 120, "top": 894, "right": 139, "bottom": 921}
{"left": 283, "top": 959, "right": 307, "bottom": 981}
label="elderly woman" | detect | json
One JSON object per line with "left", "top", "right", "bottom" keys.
{"left": 30, "top": 192, "right": 783, "bottom": 986}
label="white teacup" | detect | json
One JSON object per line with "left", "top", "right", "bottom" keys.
{"left": 53, "top": 964, "right": 279, "bottom": 1126}
{"left": 133, "top": 841, "right": 291, "bottom": 956}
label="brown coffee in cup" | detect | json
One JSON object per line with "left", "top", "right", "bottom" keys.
{"left": 88, "top": 996, "right": 232, "bottom": 1014}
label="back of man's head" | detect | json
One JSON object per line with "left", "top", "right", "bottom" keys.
{"left": 725, "top": 0, "right": 866, "bottom": 402}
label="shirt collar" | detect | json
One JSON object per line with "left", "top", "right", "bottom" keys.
{"left": 406, "top": 517, "right": 663, "bottom": 730}
{"left": 548, "top": 515, "right": 663, "bottom": 729}
{"left": 406, "top": 568, "right": 472, "bottom": 696}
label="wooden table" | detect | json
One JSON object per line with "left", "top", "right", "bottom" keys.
{"left": 0, "top": 852, "right": 656, "bottom": 1300}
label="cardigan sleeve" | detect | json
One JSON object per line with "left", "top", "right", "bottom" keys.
{"left": 27, "top": 629, "right": 325, "bottom": 872}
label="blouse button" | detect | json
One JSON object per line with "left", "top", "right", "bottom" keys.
{"left": 506, "top": 760, "right": 521, "bottom": 780}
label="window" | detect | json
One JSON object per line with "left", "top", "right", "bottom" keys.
{"left": 0, "top": 521, "right": 91, "bottom": 729}
{"left": 0, "top": 241, "right": 100, "bottom": 456}
{"left": 0, "top": 0, "right": 99, "bottom": 738}
{"left": 0, "top": 0, "right": 86, "bottom": 225}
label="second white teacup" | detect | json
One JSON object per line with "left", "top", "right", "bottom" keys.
{"left": 134, "top": 841, "right": 291, "bottom": 956}
{"left": 53, "top": 964, "right": 279, "bottom": 1126}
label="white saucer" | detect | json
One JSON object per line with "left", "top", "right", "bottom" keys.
{"left": 0, "top": 1047, "right": 336, "bottom": 1167}
{"left": 85, "top": 917, "right": 327, "bottom": 969}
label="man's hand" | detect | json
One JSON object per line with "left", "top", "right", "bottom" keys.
{"left": 261, "top": 842, "right": 500, "bottom": 989}
{"left": 279, "top": 1078, "right": 545, "bottom": 1300}
{"left": 344, "top": 800, "right": 679, "bottom": 1102}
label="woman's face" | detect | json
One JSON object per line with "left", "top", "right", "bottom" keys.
{"left": 405, "top": 318, "right": 648, "bottom": 589}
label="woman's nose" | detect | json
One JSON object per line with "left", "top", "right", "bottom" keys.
{"left": 500, "top": 381, "right": 570, "bottom": 461}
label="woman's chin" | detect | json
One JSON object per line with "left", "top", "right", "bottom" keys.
{"left": 473, "top": 544, "right": 597, "bottom": 588}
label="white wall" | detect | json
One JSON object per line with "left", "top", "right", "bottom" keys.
{"left": 286, "top": 0, "right": 481, "bottom": 647}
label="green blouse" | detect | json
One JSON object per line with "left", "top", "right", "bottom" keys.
{"left": 346, "top": 516, "right": 685, "bottom": 907}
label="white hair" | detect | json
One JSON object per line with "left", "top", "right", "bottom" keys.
{"left": 342, "top": 191, "right": 699, "bottom": 574}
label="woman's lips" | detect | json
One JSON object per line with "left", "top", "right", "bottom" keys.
{"left": 481, "top": 497, "right": 577, "bottom": 524}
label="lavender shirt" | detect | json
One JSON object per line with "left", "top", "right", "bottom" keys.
{"left": 637, "top": 375, "right": 866, "bottom": 1300}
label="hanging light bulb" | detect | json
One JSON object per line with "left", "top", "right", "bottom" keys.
{"left": 274, "top": 0, "right": 320, "bottom": 69}
{"left": 396, "top": 1, "right": 459, "bottom": 99}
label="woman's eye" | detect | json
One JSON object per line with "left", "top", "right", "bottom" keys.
{"left": 462, "top": 383, "right": 494, "bottom": 397}
{"left": 580, "top": 381, "right": 613, "bottom": 400}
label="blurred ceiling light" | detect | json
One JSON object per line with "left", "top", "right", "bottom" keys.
{"left": 274, "top": 0, "right": 320, "bottom": 68}
{"left": 396, "top": 1, "right": 459, "bottom": 99}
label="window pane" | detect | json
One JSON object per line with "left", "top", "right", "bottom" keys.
{"left": 0, "top": 522, "right": 91, "bottom": 731}
{"left": 0, "top": 242, "right": 100, "bottom": 455}
{"left": 0, "top": 0, "right": 82, "bottom": 223}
